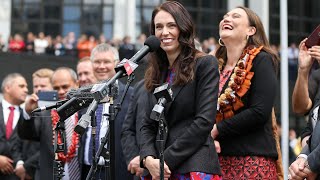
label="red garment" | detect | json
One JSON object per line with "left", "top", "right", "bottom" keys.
{"left": 77, "top": 40, "right": 97, "bottom": 59}
{"left": 219, "top": 156, "right": 277, "bottom": 180}
{"left": 6, "top": 106, "right": 15, "bottom": 139}
{"left": 9, "top": 40, "right": 25, "bottom": 52}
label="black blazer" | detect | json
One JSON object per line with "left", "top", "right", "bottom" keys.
{"left": 121, "top": 80, "right": 146, "bottom": 165}
{"left": 17, "top": 110, "right": 55, "bottom": 180}
{"left": 140, "top": 55, "right": 221, "bottom": 175}
{"left": 78, "top": 81, "right": 134, "bottom": 180}
{"left": 216, "top": 51, "right": 278, "bottom": 158}
{"left": 0, "top": 104, "right": 24, "bottom": 180}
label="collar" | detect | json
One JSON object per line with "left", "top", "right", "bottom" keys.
{"left": 1, "top": 99, "right": 19, "bottom": 111}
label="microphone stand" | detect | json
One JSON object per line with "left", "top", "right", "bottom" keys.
{"left": 90, "top": 107, "right": 98, "bottom": 180}
{"left": 151, "top": 98, "right": 167, "bottom": 180}
{"left": 86, "top": 74, "right": 135, "bottom": 180}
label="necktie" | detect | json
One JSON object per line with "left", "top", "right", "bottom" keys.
{"left": 6, "top": 106, "right": 15, "bottom": 140}
{"left": 65, "top": 114, "right": 80, "bottom": 180}
{"left": 88, "top": 104, "right": 103, "bottom": 164}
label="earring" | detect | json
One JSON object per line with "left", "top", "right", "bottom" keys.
{"left": 246, "top": 35, "right": 249, "bottom": 40}
{"left": 218, "top": 38, "right": 225, "bottom": 46}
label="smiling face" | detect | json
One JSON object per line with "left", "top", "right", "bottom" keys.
{"left": 154, "top": 10, "right": 181, "bottom": 56}
{"left": 92, "top": 50, "right": 117, "bottom": 81}
{"left": 219, "top": 8, "right": 256, "bottom": 43}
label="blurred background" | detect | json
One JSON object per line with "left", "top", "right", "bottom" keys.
{"left": 0, "top": 0, "right": 319, "bottom": 146}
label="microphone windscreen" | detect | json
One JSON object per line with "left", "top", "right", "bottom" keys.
{"left": 144, "top": 35, "right": 161, "bottom": 52}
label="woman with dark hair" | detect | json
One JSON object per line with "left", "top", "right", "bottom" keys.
{"left": 210, "top": 6, "right": 281, "bottom": 179}
{"left": 140, "top": 1, "right": 221, "bottom": 180}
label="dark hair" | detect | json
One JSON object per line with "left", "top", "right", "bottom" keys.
{"left": 145, "top": 1, "right": 204, "bottom": 91}
{"left": 215, "top": 6, "right": 279, "bottom": 72}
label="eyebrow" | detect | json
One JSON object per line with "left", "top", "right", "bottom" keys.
{"left": 224, "top": 12, "right": 242, "bottom": 17}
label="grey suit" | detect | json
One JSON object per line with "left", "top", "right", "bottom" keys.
{"left": 300, "top": 103, "right": 320, "bottom": 179}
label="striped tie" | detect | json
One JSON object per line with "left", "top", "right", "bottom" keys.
{"left": 65, "top": 114, "right": 80, "bottom": 180}
{"left": 88, "top": 104, "right": 103, "bottom": 164}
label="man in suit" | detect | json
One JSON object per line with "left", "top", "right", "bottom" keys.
{"left": 0, "top": 73, "right": 28, "bottom": 180}
{"left": 21, "top": 68, "right": 54, "bottom": 180}
{"left": 79, "top": 43, "right": 133, "bottom": 180}
{"left": 18, "top": 67, "right": 80, "bottom": 180}
{"left": 121, "top": 80, "right": 146, "bottom": 179}
{"left": 289, "top": 39, "right": 320, "bottom": 179}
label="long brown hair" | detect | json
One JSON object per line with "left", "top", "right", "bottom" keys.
{"left": 216, "top": 6, "right": 279, "bottom": 72}
{"left": 145, "top": 1, "right": 204, "bottom": 91}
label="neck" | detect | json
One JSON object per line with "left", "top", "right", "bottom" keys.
{"left": 3, "top": 96, "right": 18, "bottom": 106}
{"left": 225, "top": 42, "right": 247, "bottom": 69}
{"left": 166, "top": 49, "right": 181, "bottom": 68}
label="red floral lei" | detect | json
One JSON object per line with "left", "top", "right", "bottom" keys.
{"left": 216, "top": 46, "right": 263, "bottom": 123}
{"left": 51, "top": 110, "right": 79, "bottom": 162}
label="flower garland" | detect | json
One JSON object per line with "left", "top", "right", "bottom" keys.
{"left": 51, "top": 110, "right": 79, "bottom": 162}
{"left": 216, "top": 45, "right": 263, "bottom": 123}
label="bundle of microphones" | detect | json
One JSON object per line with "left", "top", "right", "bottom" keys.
{"left": 32, "top": 35, "right": 161, "bottom": 134}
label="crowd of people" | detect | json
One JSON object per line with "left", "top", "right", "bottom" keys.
{"left": 0, "top": 1, "right": 319, "bottom": 180}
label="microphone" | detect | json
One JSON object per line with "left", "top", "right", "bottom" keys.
{"left": 115, "top": 35, "right": 161, "bottom": 77}
{"left": 66, "top": 79, "right": 109, "bottom": 99}
{"left": 31, "top": 99, "right": 68, "bottom": 113}
{"left": 150, "top": 83, "right": 173, "bottom": 121}
{"left": 93, "top": 35, "right": 161, "bottom": 101}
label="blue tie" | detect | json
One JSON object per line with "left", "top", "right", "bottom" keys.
{"left": 88, "top": 104, "right": 103, "bottom": 164}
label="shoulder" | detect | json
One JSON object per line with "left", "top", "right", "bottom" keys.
{"left": 252, "top": 50, "right": 274, "bottom": 68}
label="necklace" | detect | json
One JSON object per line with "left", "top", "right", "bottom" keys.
{"left": 51, "top": 110, "right": 79, "bottom": 162}
{"left": 216, "top": 46, "right": 263, "bottom": 123}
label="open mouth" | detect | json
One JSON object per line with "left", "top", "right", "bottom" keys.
{"left": 222, "top": 24, "right": 233, "bottom": 30}
{"left": 161, "top": 38, "right": 174, "bottom": 43}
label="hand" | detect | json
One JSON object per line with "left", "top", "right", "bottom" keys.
{"left": 211, "top": 124, "right": 219, "bottom": 139}
{"left": 309, "top": 45, "right": 320, "bottom": 62}
{"left": 15, "top": 164, "right": 26, "bottom": 180}
{"left": 214, "top": 140, "right": 221, "bottom": 153}
{"left": 145, "top": 156, "right": 171, "bottom": 180}
{"left": 128, "top": 156, "right": 144, "bottom": 177}
{"left": 288, "top": 157, "right": 308, "bottom": 180}
{"left": 0, "top": 155, "right": 14, "bottom": 174}
{"left": 298, "top": 38, "right": 314, "bottom": 71}
{"left": 302, "top": 168, "right": 317, "bottom": 180}
{"left": 25, "top": 93, "right": 39, "bottom": 115}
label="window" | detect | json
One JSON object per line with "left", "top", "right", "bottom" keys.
{"left": 11, "top": 0, "right": 114, "bottom": 39}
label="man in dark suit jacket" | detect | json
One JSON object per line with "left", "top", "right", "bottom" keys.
{"left": 0, "top": 73, "right": 28, "bottom": 180}
{"left": 289, "top": 39, "right": 320, "bottom": 180}
{"left": 289, "top": 102, "right": 320, "bottom": 180}
{"left": 80, "top": 43, "right": 133, "bottom": 180}
{"left": 121, "top": 80, "right": 146, "bottom": 179}
{"left": 18, "top": 68, "right": 79, "bottom": 180}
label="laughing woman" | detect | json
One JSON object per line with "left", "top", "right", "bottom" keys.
{"left": 211, "top": 6, "right": 280, "bottom": 180}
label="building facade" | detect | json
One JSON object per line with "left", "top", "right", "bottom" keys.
{"left": 0, "top": 0, "right": 319, "bottom": 44}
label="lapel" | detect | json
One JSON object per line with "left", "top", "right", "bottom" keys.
{"left": 310, "top": 120, "right": 320, "bottom": 151}
{"left": 310, "top": 103, "right": 320, "bottom": 150}
{"left": 0, "top": 104, "right": 5, "bottom": 135}
{"left": 114, "top": 81, "right": 124, "bottom": 105}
